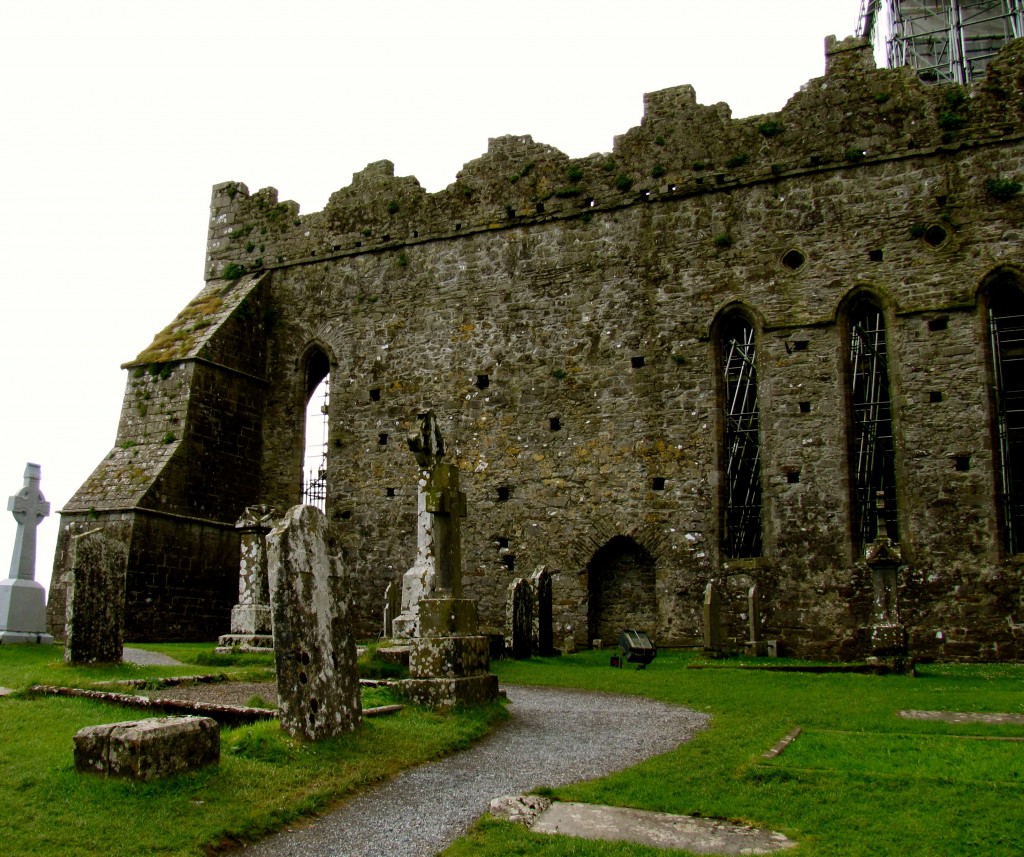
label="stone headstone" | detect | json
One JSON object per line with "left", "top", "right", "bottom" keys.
{"left": 506, "top": 577, "right": 533, "bottom": 659}
{"left": 745, "top": 584, "right": 767, "bottom": 657}
{"left": 865, "top": 492, "right": 908, "bottom": 666}
{"left": 0, "top": 463, "right": 53, "bottom": 644}
{"left": 702, "top": 581, "right": 722, "bottom": 655}
{"left": 216, "top": 505, "right": 276, "bottom": 653}
{"left": 64, "top": 527, "right": 126, "bottom": 664}
{"left": 382, "top": 580, "right": 401, "bottom": 638}
{"left": 530, "top": 566, "right": 554, "bottom": 656}
{"left": 74, "top": 716, "right": 219, "bottom": 780}
{"left": 563, "top": 633, "right": 577, "bottom": 655}
{"left": 392, "top": 410, "right": 467, "bottom": 637}
{"left": 267, "top": 504, "right": 361, "bottom": 740}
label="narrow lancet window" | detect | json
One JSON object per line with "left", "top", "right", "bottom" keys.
{"left": 720, "top": 315, "right": 763, "bottom": 558}
{"left": 848, "top": 301, "right": 898, "bottom": 550}
{"left": 302, "top": 349, "right": 330, "bottom": 512}
{"left": 988, "top": 284, "right": 1024, "bottom": 553}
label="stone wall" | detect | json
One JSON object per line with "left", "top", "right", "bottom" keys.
{"left": 51, "top": 36, "right": 1024, "bottom": 658}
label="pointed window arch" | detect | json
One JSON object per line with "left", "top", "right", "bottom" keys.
{"left": 985, "top": 273, "right": 1024, "bottom": 553}
{"left": 302, "top": 347, "right": 330, "bottom": 512}
{"left": 846, "top": 296, "right": 898, "bottom": 550}
{"left": 718, "top": 311, "right": 763, "bottom": 558}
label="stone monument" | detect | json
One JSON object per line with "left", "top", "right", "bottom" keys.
{"left": 744, "top": 583, "right": 767, "bottom": 657}
{"left": 267, "top": 504, "right": 361, "bottom": 739}
{"left": 0, "top": 463, "right": 53, "bottom": 644}
{"left": 702, "top": 580, "right": 722, "bottom": 656}
{"left": 865, "top": 492, "right": 910, "bottom": 670}
{"left": 506, "top": 577, "right": 532, "bottom": 659}
{"left": 398, "top": 411, "right": 498, "bottom": 708}
{"left": 216, "top": 505, "right": 277, "bottom": 653}
{"left": 64, "top": 527, "right": 126, "bottom": 664}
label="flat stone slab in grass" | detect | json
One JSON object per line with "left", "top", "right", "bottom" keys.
{"left": 524, "top": 798, "right": 794, "bottom": 851}
{"left": 900, "top": 709, "right": 1024, "bottom": 725}
{"left": 74, "top": 716, "right": 219, "bottom": 780}
{"left": 529, "top": 801, "right": 797, "bottom": 854}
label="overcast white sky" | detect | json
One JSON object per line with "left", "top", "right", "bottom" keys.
{"left": 0, "top": 1, "right": 859, "bottom": 597}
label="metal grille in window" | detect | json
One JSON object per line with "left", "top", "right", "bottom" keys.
{"left": 849, "top": 304, "right": 898, "bottom": 549}
{"left": 988, "top": 289, "right": 1024, "bottom": 554}
{"left": 302, "top": 377, "right": 329, "bottom": 513}
{"left": 721, "top": 317, "right": 763, "bottom": 558}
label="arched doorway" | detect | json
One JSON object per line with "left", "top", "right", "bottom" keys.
{"left": 586, "top": 536, "right": 657, "bottom": 645}
{"left": 302, "top": 348, "right": 330, "bottom": 512}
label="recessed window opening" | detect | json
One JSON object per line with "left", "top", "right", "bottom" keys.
{"left": 781, "top": 249, "right": 806, "bottom": 271}
{"left": 848, "top": 300, "right": 898, "bottom": 549}
{"left": 924, "top": 225, "right": 948, "bottom": 247}
{"left": 720, "top": 313, "right": 763, "bottom": 558}
{"left": 302, "top": 349, "right": 330, "bottom": 513}
{"left": 476, "top": 374, "right": 490, "bottom": 389}
{"left": 987, "top": 282, "right": 1024, "bottom": 553}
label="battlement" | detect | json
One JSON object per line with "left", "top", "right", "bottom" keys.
{"left": 205, "top": 36, "right": 1024, "bottom": 281}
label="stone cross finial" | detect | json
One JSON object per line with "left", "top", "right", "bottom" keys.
{"left": 408, "top": 410, "right": 446, "bottom": 468}
{"left": 8, "top": 463, "right": 50, "bottom": 581}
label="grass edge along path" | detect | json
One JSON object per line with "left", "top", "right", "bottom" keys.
{"left": 0, "top": 644, "right": 505, "bottom": 857}
{"left": 441, "top": 651, "right": 1024, "bottom": 857}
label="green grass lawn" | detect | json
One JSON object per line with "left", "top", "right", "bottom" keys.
{"left": 442, "top": 651, "right": 1024, "bottom": 857}
{"left": 2, "top": 644, "right": 1022, "bottom": 856}
{"left": 0, "top": 644, "right": 501, "bottom": 857}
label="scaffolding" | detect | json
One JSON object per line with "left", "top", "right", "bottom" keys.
{"left": 858, "top": 0, "right": 1024, "bottom": 83}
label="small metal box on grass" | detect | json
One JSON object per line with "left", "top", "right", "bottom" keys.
{"left": 617, "top": 629, "right": 656, "bottom": 668}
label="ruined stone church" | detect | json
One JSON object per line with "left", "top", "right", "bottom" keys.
{"left": 48, "top": 36, "right": 1024, "bottom": 660}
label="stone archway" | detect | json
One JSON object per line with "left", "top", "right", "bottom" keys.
{"left": 586, "top": 536, "right": 657, "bottom": 645}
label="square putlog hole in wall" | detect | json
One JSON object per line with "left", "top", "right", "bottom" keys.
{"left": 631, "top": 356, "right": 646, "bottom": 369}
{"left": 378, "top": 433, "right": 389, "bottom": 445}
{"left": 502, "top": 554, "right": 516, "bottom": 571}
{"left": 929, "top": 391, "right": 943, "bottom": 403}
{"left": 868, "top": 249, "right": 883, "bottom": 262}
{"left": 786, "top": 470, "right": 801, "bottom": 484}
{"left": 369, "top": 388, "right": 381, "bottom": 401}
{"left": 549, "top": 417, "right": 562, "bottom": 431}
{"left": 651, "top": 477, "right": 666, "bottom": 491}
{"left": 954, "top": 455, "right": 971, "bottom": 472}
{"left": 799, "top": 401, "right": 812, "bottom": 413}
{"left": 476, "top": 374, "right": 490, "bottom": 390}
{"left": 928, "top": 317, "right": 949, "bottom": 332}
{"left": 496, "top": 486, "right": 512, "bottom": 502}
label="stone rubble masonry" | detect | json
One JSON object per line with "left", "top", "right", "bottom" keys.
{"left": 267, "top": 504, "right": 361, "bottom": 740}
{"left": 64, "top": 526, "right": 126, "bottom": 664}
{"left": 49, "top": 35, "right": 1024, "bottom": 660}
{"left": 73, "top": 716, "right": 219, "bottom": 780}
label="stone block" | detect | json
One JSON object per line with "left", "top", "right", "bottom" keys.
{"left": 230, "top": 604, "right": 272, "bottom": 636}
{"left": 400, "top": 674, "right": 500, "bottom": 709}
{"left": 418, "top": 597, "right": 478, "bottom": 636}
{"left": 375, "top": 645, "right": 411, "bottom": 666}
{"left": 409, "top": 635, "right": 490, "bottom": 678}
{"left": 73, "top": 716, "right": 219, "bottom": 780}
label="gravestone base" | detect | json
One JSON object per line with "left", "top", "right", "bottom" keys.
{"left": 215, "top": 633, "right": 274, "bottom": 653}
{"left": 871, "top": 622, "right": 907, "bottom": 656}
{"left": 0, "top": 579, "right": 52, "bottom": 644}
{"left": 74, "top": 716, "right": 219, "bottom": 780}
{"left": 409, "top": 635, "right": 490, "bottom": 676}
{"left": 745, "top": 641, "right": 768, "bottom": 657}
{"left": 375, "top": 645, "right": 412, "bottom": 667}
{"left": 401, "top": 674, "right": 500, "bottom": 709}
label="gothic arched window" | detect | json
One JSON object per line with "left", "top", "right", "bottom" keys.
{"left": 719, "top": 313, "right": 763, "bottom": 558}
{"left": 302, "top": 348, "right": 330, "bottom": 512}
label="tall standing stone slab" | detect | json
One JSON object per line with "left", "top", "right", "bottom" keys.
{"left": 267, "top": 505, "right": 361, "bottom": 740}
{"left": 744, "top": 584, "right": 767, "bottom": 657}
{"left": 506, "top": 577, "right": 533, "bottom": 659}
{"left": 382, "top": 581, "right": 401, "bottom": 638}
{"left": 0, "top": 463, "right": 53, "bottom": 644}
{"left": 865, "top": 493, "right": 910, "bottom": 670}
{"left": 217, "top": 505, "right": 276, "bottom": 653}
{"left": 702, "top": 581, "right": 722, "bottom": 656}
{"left": 530, "top": 566, "right": 555, "bottom": 656}
{"left": 64, "top": 527, "right": 127, "bottom": 664}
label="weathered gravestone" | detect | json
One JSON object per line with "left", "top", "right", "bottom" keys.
{"left": 865, "top": 492, "right": 910, "bottom": 670}
{"left": 267, "top": 504, "right": 361, "bottom": 739}
{"left": 702, "top": 581, "right": 722, "bottom": 656}
{"left": 745, "top": 583, "right": 767, "bottom": 657}
{"left": 382, "top": 580, "right": 401, "bottom": 639}
{"left": 0, "top": 463, "right": 53, "bottom": 644}
{"left": 64, "top": 527, "right": 126, "bottom": 664}
{"left": 506, "top": 577, "right": 533, "bottom": 659}
{"left": 399, "top": 411, "right": 498, "bottom": 708}
{"left": 216, "top": 505, "right": 276, "bottom": 653}
{"left": 530, "top": 566, "right": 555, "bottom": 656}
{"left": 74, "top": 716, "right": 219, "bottom": 780}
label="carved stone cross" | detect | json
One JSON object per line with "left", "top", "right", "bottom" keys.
{"left": 8, "top": 463, "right": 50, "bottom": 582}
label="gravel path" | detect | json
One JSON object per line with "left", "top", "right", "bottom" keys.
{"left": 235, "top": 685, "right": 709, "bottom": 857}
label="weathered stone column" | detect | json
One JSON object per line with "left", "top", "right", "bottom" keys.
{"left": 267, "top": 505, "right": 361, "bottom": 739}
{"left": 0, "top": 463, "right": 53, "bottom": 644}
{"left": 216, "top": 505, "right": 276, "bottom": 653}
{"left": 65, "top": 527, "right": 126, "bottom": 664}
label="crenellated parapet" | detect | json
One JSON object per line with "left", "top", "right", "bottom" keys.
{"left": 205, "top": 36, "right": 1024, "bottom": 282}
